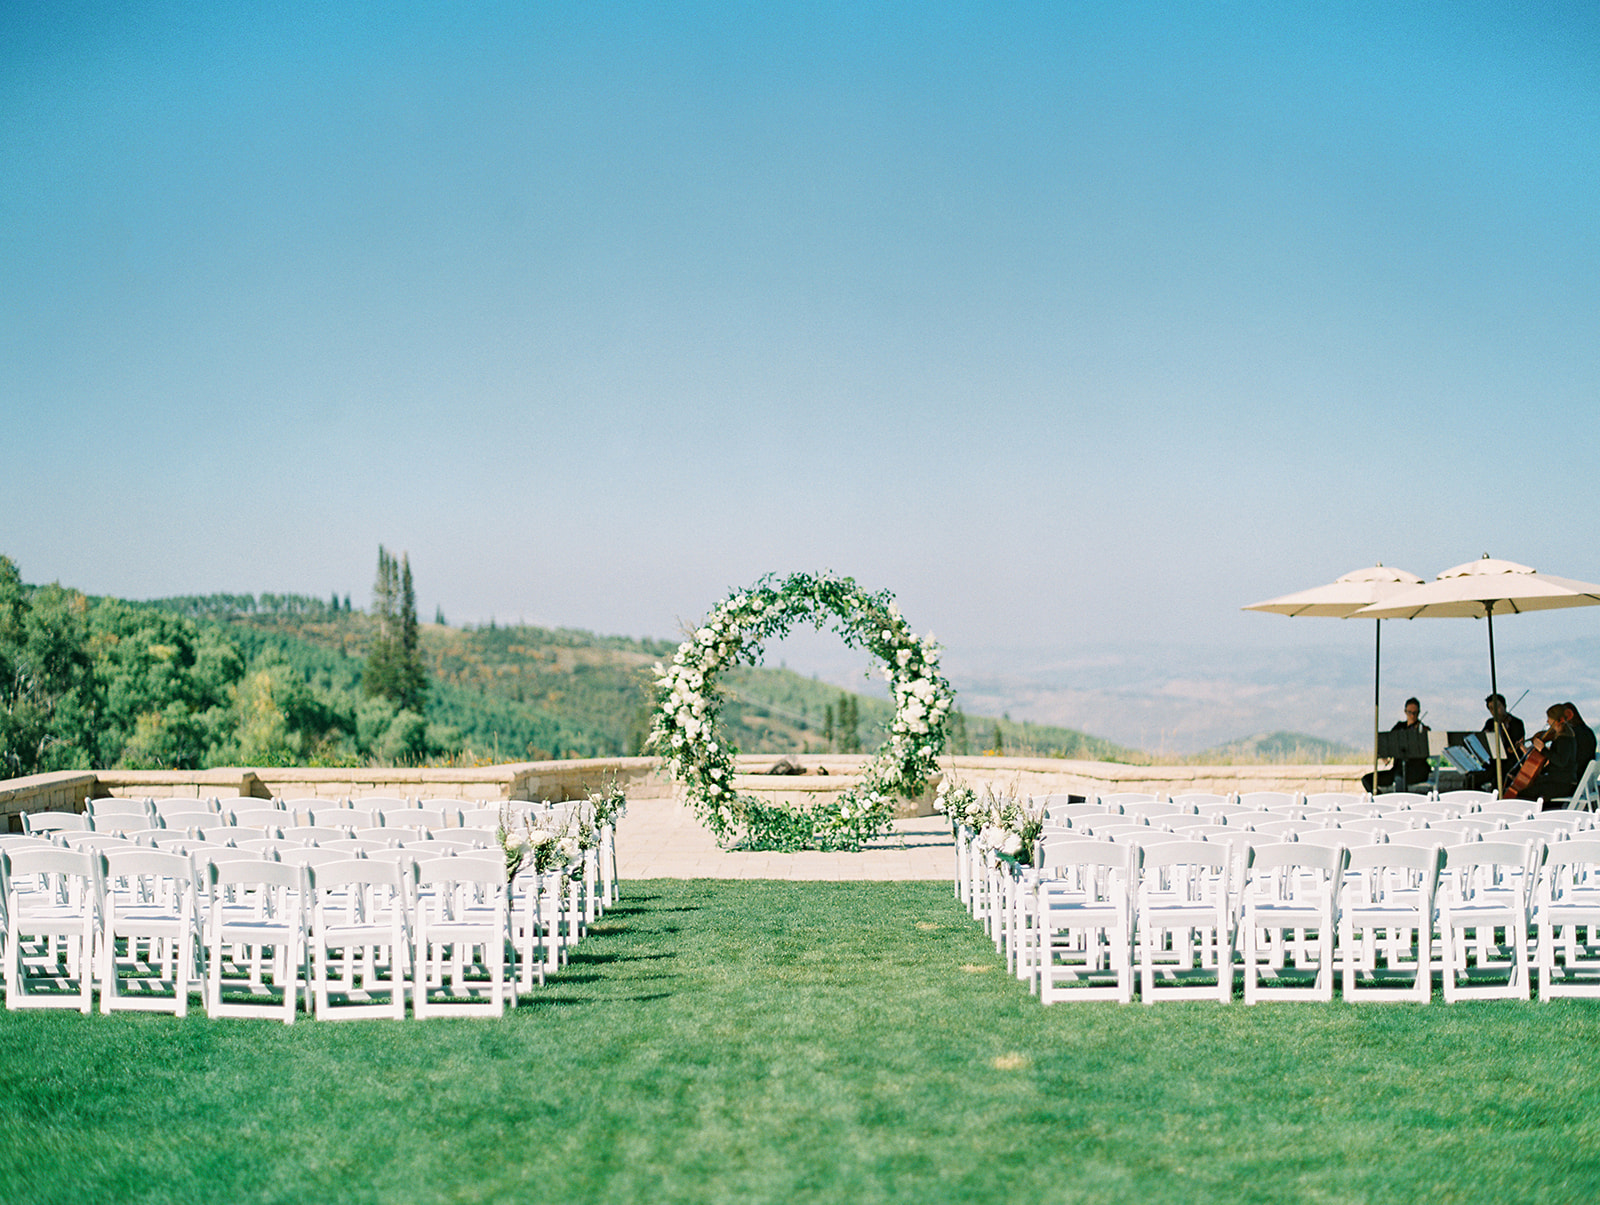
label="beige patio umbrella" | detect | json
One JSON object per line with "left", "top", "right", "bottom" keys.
{"left": 1355, "top": 555, "right": 1600, "bottom": 792}
{"left": 1244, "top": 564, "right": 1425, "bottom": 794}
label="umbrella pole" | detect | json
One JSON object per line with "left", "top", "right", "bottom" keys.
{"left": 1487, "top": 603, "right": 1503, "bottom": 796}
{"left": 1373, "top": 620, "right": 1382, "bottom": 797}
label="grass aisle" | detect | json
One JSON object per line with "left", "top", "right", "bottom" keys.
{"left": 3, "top": 880, "right": 1600, "bottom": 1203}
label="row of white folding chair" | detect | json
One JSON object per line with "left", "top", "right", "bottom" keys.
{"left": 1020, "top": 832, "right": 1585, "bottom": 1004}
{"left": 2, "top": 844, "right": 553, "bottom": 1020}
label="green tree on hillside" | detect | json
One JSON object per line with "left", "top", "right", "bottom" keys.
{"left": 364, "top": 546, "right": 427, "bottom": 714}
{"left": 835, "top": 692, "right": 861, "bottom": 753}
{"left": 0, "top": 557, "right": 97, "bottom": 775}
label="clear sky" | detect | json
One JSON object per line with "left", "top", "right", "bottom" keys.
{"left": 3, "top": 2, "right": 1597, "bottom": 743}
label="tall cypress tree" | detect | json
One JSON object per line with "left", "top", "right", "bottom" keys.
{"left": 395, "top": 553, "right": 426, "bottom": 713}
{"left": 364, "top": 546, "right": 426, "bottom": 712}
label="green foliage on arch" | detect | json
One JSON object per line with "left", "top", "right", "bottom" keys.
{"left": 648, "top": 572, "right": 956, "bottom": 850}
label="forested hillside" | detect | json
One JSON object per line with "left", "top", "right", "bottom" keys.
{"left": 1, "top": 554, "right": 1142, "bottom": 773}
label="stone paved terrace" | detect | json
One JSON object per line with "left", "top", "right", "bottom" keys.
{"left": 614, "top": 795, "right": 954, "bottom": 880}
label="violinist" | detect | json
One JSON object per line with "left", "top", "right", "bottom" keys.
{"left": 1468, "top": 693, "right": 1526, "bottom": 791}
{"left": 1515, "top": 705, "right": 1580, "bottom": 810}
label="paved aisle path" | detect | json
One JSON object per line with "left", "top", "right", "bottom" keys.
{"left": 614, "top": 796, "right": 954, "bottom": 880}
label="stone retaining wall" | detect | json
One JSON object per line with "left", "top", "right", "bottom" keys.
{"left": 3, "top": 754, "right": 1366, "bottom": 831}
{"left": 1, "top": 759, "right": 672, "bottom": 832}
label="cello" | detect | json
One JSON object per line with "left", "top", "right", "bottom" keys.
{"left": 1504, "top": 731, "right": 1549, "bottom": 799}
{"left": 1505, "top": 710, "right": 1566, "bottom": 800}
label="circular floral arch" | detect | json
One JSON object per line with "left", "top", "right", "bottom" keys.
{"left": 648, "top": 572, "right": 955, "bottom": 850}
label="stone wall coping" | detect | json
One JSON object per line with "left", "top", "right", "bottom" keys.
{"left": 0, "top": 770, "right": 99, "bottom": 807}
{"left": 3, "top": 754, "right": 1367, "bottom": 830}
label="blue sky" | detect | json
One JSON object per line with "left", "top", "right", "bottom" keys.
{"left": 4, "top": 3, "right": 1597, "bottom": 744}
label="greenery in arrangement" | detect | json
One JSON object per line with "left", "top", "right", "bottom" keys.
{"left": 494, "top": 780, "right": 626, "bottom": 881}
{"left": 2, "top": 880, "right": 1598, "bottom": 1204}
{"left": 647, "top": 572, "right": 955, "bottom": 852}
{"left": 935, "top": 776, "right": 1047, "bottom": 865}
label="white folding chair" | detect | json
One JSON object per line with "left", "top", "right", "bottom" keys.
{"left": 1437, "top": 790, "right": 1498, "bottom": 811}
{"left": 1121, "top": 800, "right": 1192, "bottom": 820}
{"left": 412, "top": 854, "right": 510, "bottom": 1017}
{"left": 510, "top": 868, "right": 566, "bottom": 991}
{"left": 1221, "top": 811, "right": 1279, "bottom": 831}
{"left": 1170, "top": 793, "right": 1234, "bottom": 811}
{"left": 2, "top": 846, "right": 102, "bottom": 1013}
{"left": 1094, "top": 793, "right": 1158, "bottom": 810}
{"left": 21, "top": 811, "right": 89, "bottom": 835}
{"left": 310, "top": 806, "right": 380, "bottom": 830}
{"left": 1504, "top": 815, "right": 1593, "bottom": 840}
{"left": 1338, "top": 817, "right": 1418, "bottom": 843}
{"left": 1339, "top": 844, "right": 1443, "bottom": 1003}
{"left": 98, "top": 847, "right": 201, "bottom": 1017}
{"left": 308, "top": 858, "right": 410, "bottom": 1020}
{"left": 228, "top": 805, "right": 291, "bottom": 829}
{"left": 1135, "top": 839, "right": 1234, "bottom": 1003}
{"left": 1476, "top": 799, "right": 1538, "bottom": 823}
{"left": 1246, "top": 819, "right": 1306, "bottom": 840}
{"left": 1240, "top": 842, "right": 1346, "bottom": 1004}
{"left": 1237, "top": 792, "right": 1302, "bottom": 812}
{"left": 457, "top": 807, "right": 505, "bottom": 830}
{"left": 1567, "top": 760, "right": 1599, "bottom": 812}
{"left": 203, "top": 859, "right": 309, "bottom": 1023}
{"left": 1439, "top": 840, "right": 1539, "bottom": 1002}
{"left": 1304, "top": 793, "right": 1371, "bottom": 812}
{"left": 1535, "top": 837, "right": 1600, "bottom": 999}
{"left": 1034, "top": 839, "right": 1136, "bottom": 1004}
{"left": 380, "top": 807, "right": 450, "bottom": 831}
{"left": 1379, "top": 792, "right": 1436, "bottom": 810}
{"left": 277, "top": 798, "right": 330, "bottom": 825}
{"left": 87, "top": 796, "right": 154, "bottom": 818}
{"left": 152, "top": 796, "right": 220, "bottom": 820}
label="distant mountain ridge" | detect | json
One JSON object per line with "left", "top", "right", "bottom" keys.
{"left": 133, "top": 593, "right": 1365, "bottom": 766}
{"left": 1187, "top": 731, "right": 1366, "bottom": 766}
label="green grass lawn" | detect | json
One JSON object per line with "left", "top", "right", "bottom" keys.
{"left": 3, "top": 880, "right": 1599, "bottom": 1204}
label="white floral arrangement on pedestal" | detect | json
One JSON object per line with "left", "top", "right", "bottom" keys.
{"left": 647, "top": 571, "right": 956, "bottom": 851}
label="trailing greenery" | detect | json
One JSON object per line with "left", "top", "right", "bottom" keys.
{"left": 1, "top": 881, "right": 1598, "bottom": 1204}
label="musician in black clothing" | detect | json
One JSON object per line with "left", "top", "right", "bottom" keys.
{"left": 1362, "top": 697, "right": 1430, "bottom": 793}
{"left": 1561, "top": 702, "right": 1596, "bottom": 771}
{"left": 1483, "top": 693, "right": 1526, "bottom": 756}
{"left": 1525, "top": 704, "right": 1580, "bottom": 810}
{"left": 1469, "top": 693, "right": 1527, "bottom": 791}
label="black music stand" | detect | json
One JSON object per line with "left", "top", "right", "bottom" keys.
{"left": 1376, "top": 729, "right": 1430, "bottom": 791}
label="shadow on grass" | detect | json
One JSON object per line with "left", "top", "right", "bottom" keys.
{"left": 517, "top": 990, "right": 674, "bottom": 1008}
{"left": 568, "top": 950, "right": 676, "bottom": 965}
